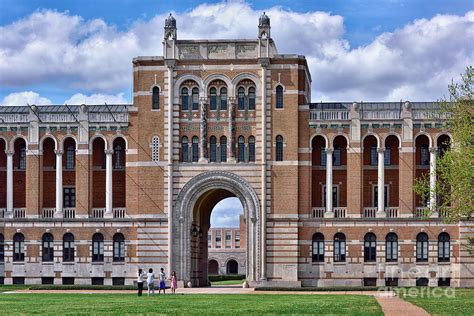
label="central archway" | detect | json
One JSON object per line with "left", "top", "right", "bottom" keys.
{"left": 172, "top": 171, "right": 260, "bottom": 286}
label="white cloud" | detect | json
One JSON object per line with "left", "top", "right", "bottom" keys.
{"left": 210, "top": 197, "right": 243, "bottom": 227}
{"left": 63, "top": 92, "right": 128, "bottom": 105}
{"left": 0, "top": 91, "right": 52, "bottom": 106}
{"left": 0, "top": 2, "right": 472, "bottom": 101}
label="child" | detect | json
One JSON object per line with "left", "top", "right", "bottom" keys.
{"left": 170, "top": 271, "right": 177, "bottom": 294}
{"left": 158, "top": 268, "right": 166, "bottom": 294}
{"left": 147, "top": 268, "right": 155, "bottom": 296}
{"left": 137, "top": 268, "right": 145, "bottom": 296}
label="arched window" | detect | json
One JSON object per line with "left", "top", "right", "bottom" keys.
{"left": 276, "top": 85, "right": 283, "bottom": 109}
{"left": 333, "top": 145, "right": 341, "bottom": 166}
{"left": 210, "top": 87, "right": 217, "bottom": 111}
{"left": 237, "top": 87, "right": 245, "bottom": 111}
{"left": 248, "top": 87, "right": 256, "bottom": 110}
{"left": 181, "top": 87, "right": 189, "bottom": 111}
{"left": 220, "top": 136, "right": 227, "bottom": 162}
{"left": 42, "top": 233, "right": 54, "bottom": 262}
{"left": 113, "top": 144, "right": 124, "bottom": 169}
{"left": 416, "top": 232, "right": 429, "bottom": 262}
{"left": 209, "top": 136, "right": 217, "bottom": 162}
{"left": 19, "top": 142, "right": 26, "bottom": 170}
{"left": 181, "top": 136, "right": 189, "bottom": 162}
{"left": 220, "top": 87, "right": 227, "bottom": 110}
{"left": 248, "top": 136, "right": 255, "bottom": 162}
{"left": 151, "top": 136, "right": 160, "bottom": 162}
{"left": 152, "top": 86, "right": 160, "bottom": 110}
{"left": 192, "top": 136, "right": 199, "bottom": 162}
{"left": 63, "top": 233, "right": 75, "bottom": 262}
{"left": 0, "top": 234, "right": 4, "bottom": 262}
{"left": 276, "top": 135, "right": 284, "bottom": 161}
{"left": 438, "top": 233, "right": 450, "bottom": 262}
{"left": 420, "top": 144, "right": 429, "bottom": 166}
{"left": 385, "top": 233, "right": 398, "bottom": 262}
{"left": 312, "top": 233, "right": 324, "bottom": 262}
{"left": 334, "top": 233, "right": 346, "bottom": 262}
{"left": 364, "top": 233, "right": 377, "bottom": 262}
{"left": 92, "top": 233, "right": 104, "bottom": 262}
{"left": 13, "top": 233, "right": 25, "bottom": 262}
{"left": 113, "top": 233, "right": 125, "bottom": 262}
{"left": 66, "top": 144, "right": 75, "bottom": 169}
{"left": 238, "top": 136, "right": 245, "bottom": 162}
{"left": 370, "top": 145, "right": 378, "bottom": 166}
{"left": 384, "top": 145, "right": 391, "bottom": 166}
{"left": 192, "top": 88, "right": 199, "bottom": 111}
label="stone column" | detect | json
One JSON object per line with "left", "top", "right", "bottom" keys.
{"left": 429, "top": 147, "right": 437, "bottom": 216}
{"left": 377, "top": 147, "right": 386, "bottom": 217}
{"left": 199, "top": 97, "right": 207, "bottom": 162}
{"left": 104, "top": 149, "right": 114, "bottom": 218}
{"left": 6, "top": 150, "right": 14, "bottom": 217}
{"left": 325, "top": 148, "right": 334, "bottom": 217}
{"left": 228, "top": 97, "right": 236, "bottom": 162}
{"left": 54, "top": 150, "right": 64, "bottom": 218}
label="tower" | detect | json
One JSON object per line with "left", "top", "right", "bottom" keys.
{"left": 163, "top": 13, "right": 177, "bottom": 59}
{"left": 258, "top": 12, "right": 271, "bottom": 58}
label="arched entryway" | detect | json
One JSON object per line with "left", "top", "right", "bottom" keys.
{"left": 208, "top": 259, "right": 219, "bottom": 275}
{"left": 226, "top": 259, "right": 238, "bottom": 274}
{"left": 172, "top": 171, "right": 260, "bottom": 287}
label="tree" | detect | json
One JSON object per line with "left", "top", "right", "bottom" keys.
{"left": 414, "top": 66, "right": 474, "bottom": 253}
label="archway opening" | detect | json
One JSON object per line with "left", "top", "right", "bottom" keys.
{"left": 190, "top": 192, "right": 246, "bottom": 287}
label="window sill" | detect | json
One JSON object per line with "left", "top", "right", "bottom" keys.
{"left": 151, "top": 109, "right": 161, "bottom": 112}
{"left": 91, "top": 262, "right": 105, "bottom": 265}
{"left": 112, "top": 261, "right": 125, "bottom": 265}
{"left": 41, "top": 262, "right": 54, "bottom": 265}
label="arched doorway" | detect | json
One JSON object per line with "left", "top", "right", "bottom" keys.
{"left": 226, "top": 259, "right": 238, "bottom": 274}
{"left": 172, "top": 171, "right": 260, "bottom": 287}
{"left": 208, "top": 259, "right": 219, "bottom": 275}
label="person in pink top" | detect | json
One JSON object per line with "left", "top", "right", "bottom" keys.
{"left": 170, "top": 271, "right": 178, "bottom": 294}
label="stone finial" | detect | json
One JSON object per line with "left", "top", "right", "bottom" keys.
{"left": 165, "top": 13, "right": 176, "bottom": 29}
{"left": 403, "top": 101, "right": 412, "bottom": 111}
{"left": 259, "top": 12, "right": 270, "bottom": 27}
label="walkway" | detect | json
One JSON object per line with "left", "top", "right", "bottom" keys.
{"left": 376, "top": 296, "right": 430, "bottom": 316}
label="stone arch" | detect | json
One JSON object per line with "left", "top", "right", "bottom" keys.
{"left": 413, "top": 131, "right": 433, "bottom": 148}
{"left": 361, "top": 133, "right": 381, "bottom": 149}
{"left": 89, "top": 134, "right": 108, "bottom": 151}
{"left": 9, "top": 135, "right": 28, "bottom": 152}
{"left": 39, "top": 134, "right": 58, "bottom": 152}
{"left": 309, "top": 133, "right": 329, "bottom": 149}
{"left": 330, "top": 134, "right": 350, "bottom": 149}
{"left": 203, "top": 74, "right": 233, "bottom": 96}
{"left": 109, "top": 134, "right": 128, "bottom": 151}
{"left": 435, "top": 132, "right": 452, "bottom": 145}
{"left": 173, "top": 171, "right": 260, "bottom": 285}
{"left": 382, "top": 132, "right": 402, "bottom": 148}
{"left": 149, "top": 83, "right": 162, "bottom": 93}
{"left": 226, "top": 258, "right": 239, "bottom": 274}
{"left": 174, "top": 74, "right": 204, "bottom": 98}
{"left": 59, "top": 135, "right": 77, "bottom": 151}
{"left": 231, "top": 73, "right": 261, "bottom": 96}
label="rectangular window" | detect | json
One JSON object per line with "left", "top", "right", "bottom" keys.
{"left": 334, "top": 241, "right": 346, "bottom": 262}
{"left": 363, "top": 278, "right": 377, "bottom": 287}
{"left": 42, "top": 277, "right": 54, "bottom": 285}
{"left": 112, "top": 277, "right": 125, "bottom": 286}
{"left": 14, "top": 240, "right": 25, "bottom": 262}
{"left": 333, "top": 147, "right": 341, "bottom": 166}
{"left": 438, "top": 278, "right": 451, "bottom": 287}
{"left": 66, "top": 149, "right": 75, "bottom": 169}
{"left": 384, "top": 148, "right": 391, "bottom": 166}
{"left": 373, "top": 185, "right": 388, "bottom": 208}
{"left": 13, "top": 277, "right": 25, "bottom": 285}
{"left": 62, "top": 277, "right": 75, "bottom": 285}
{"left": 19, "top": 147, "right": 26, "bottom": 170}
{"left": 323, "top": 186, "right": 338, "bottom": 208}
{"left": 312, "top": 240, "right": 324, "bottom": 262}
{"left": 215, "top": 231, "right": 221, "bottom": 248}
{"left": 370, "top": 146, "right": 378, "bottom": 166}
{"left": 63, "top": 187, "right": 76, "bottom": 208}
{"left": 385, "top": 278, "right": 399, "bottom": 287}
{"left": 93, "top": 241, "right": 104, "bottom": 262}
{"left": 91, "top": 277, "right": 104, "bottom": 285}
{"left": 210, "top": 142, "right": 217, "bottom": 162}
{"left": 235, "top": 232, "right": 240, "bottom": 248}
{"left": 208, "top": 234, "right": 211, "bottom": 248}
{"left": 420, "top": 145, "right": 429, "bottom": 166}
{"left": 321, "top": 148, "right": 326, "bottom": 166}
{"left": 416, "top": 278, "right": 429, "bottom": 287}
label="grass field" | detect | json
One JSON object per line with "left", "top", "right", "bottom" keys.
{"left": 0, "top": 293, "right": 383, "bottom": 315}
{"left": 398, "top": 288, "right": 474, "bottom": 316}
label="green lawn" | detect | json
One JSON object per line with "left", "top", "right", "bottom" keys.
{"left": 0, "top": 293, "right": 383, "bottom": 315}
{"left": 211, "top": 280, "right": 244, "bottom": 286}
{"left": 399, "top": 288, "right": 474, "bottom": 316}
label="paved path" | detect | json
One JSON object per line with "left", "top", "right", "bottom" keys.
{"left": 376, "top": 296, "right": 430, "bottom": 316}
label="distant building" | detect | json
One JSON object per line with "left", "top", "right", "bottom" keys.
{"left": 208, "top": 215, "right": 246, "bottom": 275}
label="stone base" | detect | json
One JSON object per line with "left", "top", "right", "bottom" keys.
{"left": 249, "top": 280, "right": 302, "bottom": 288}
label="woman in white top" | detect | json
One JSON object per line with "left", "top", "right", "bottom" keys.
{"left": 147, "top": 268, "right": 155, "bottom": 296}
{"left": 137, "top": 268, "right": 145, "bottom": 296}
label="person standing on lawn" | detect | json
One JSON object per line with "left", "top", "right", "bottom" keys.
{"left": 137, "top": 268, "right": 145, "bottom": 296}
{"left": 170, "top": 271, "right": 177, "bottom": 294}
{"left": 147, "top": 268, "right": 155, "bottom": 296}
{"left": 158, "top": 268, "right": 166, "bottom": 294}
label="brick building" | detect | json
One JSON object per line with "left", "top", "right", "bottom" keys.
{"left": 0, "top": 13, "right": 473, "bottom": 287}
{"left": 208, "top": 216, "right": 246, "bottom": 276}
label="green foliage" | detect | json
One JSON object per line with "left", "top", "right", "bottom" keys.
{"left": 414, "top": 66, "right": 474, "bottom": 223}
{"left": 208, "top": 274, "right": 245, "bottom": 282}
